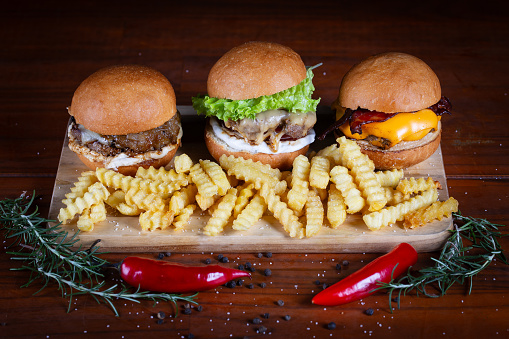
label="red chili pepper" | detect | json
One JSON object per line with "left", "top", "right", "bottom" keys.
{"left": 312, "top": 243, "right": 418, "bottom": 306}
{"left": 120, "top": 256, "right": 251, "bottom": 293}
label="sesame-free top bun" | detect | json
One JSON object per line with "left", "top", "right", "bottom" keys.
{"left": 207, "top": 41, "right": 307, "bottom": 100}
{"left": 339, "top": 52, "right": 441, "bottom": 113}
{"left": 70, "top": 64, "right": 177, "bottom": 135}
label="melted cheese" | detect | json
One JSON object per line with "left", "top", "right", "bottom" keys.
{"left": 336, "top": 108, "right": 440, "bottom": 147}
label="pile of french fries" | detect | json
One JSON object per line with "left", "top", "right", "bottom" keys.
{"left": 58, "top": 137, "right": 458, "bottom": 237}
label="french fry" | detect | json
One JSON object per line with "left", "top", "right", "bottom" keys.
{"left": 125, "top": 187, "right": 166, "bottom": 212}
{"left": 189, "top": 163, "right": 218, "bottom": 197}
{"left": 338, "top": 137, "right": 387, "bottom": 212}
{"left": 203, "top": 188, "right": 238, "bottom": 236}
{"left": 259, "top": 183, "right": 304, "bottom": 238}
{"left": 287, "top": 179, "right": 309, "bottom": 213}
{"left": 232, "top": 193, "right": 267, "bottom": 231}
{"left": 174, "top": 153, "right": 194, "bottom": 174}
{"left": 77, "top": 202, "right": 107, "bottom": 232}
{"left": 316, "top": 144, "right": 342, "bottom": 167}
{"left": 327, "top": 184, "right": 347, "bottom": 228}
{"left": 309, "top": 156, "right": 330, "bottom": 189}
{"left": 196, "top": 193, "right": 218, "bottom": 211}
{"left": 396, "top": 177, "right": 436, "bottom": 195}
{"left": 383, "top": 187, "right": 411, "bottom": 206}
{"left": 403, "top": 197, "right": 459, "bottom": 229}
{"left": 58, "top": 182, "right": 110, "bottom": 223}
{"left": 200, "top": 159, "right": 231, "bottom": 195}
{"left": 65, "top": 171, "right": 98, "bottom": 199}
{"left": 363, "top": 187, "right": 438, "bottom": 231}
{"left": 136, "top": 166, "right": 186, "bottom": 182}
{"left": 375, "top": 169, "right": 404, "bottom": 187}
{"left": 173, "top": 204, "right": 197, "bottom": 231}
{"left": 169, "top": 184, "right": 197, "bottom": 215}
{"left": 291, "top": 155, "right": 310, "bottom": 184}
{"left": 105, "top": 190, "right": 126, "bottom": 209}
{"left": 116, "top": 202, "right": 142, "bottom": 216}
{"left": 329, "top": 165, "right": 365, "bottom": 214}
{"left": 305, "top": 189, "right": 324, "bottom": 237}
{"left": 139, "top": 210, "right": 174, "bottom": 231}
{"left": 233, "top": 183, "right": 255, "bottom": 218}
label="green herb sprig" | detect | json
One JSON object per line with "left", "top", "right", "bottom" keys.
{"left": 0, "top": 192, "right": 197, "bottom": 316}
{"left": 378, "top": 212, "right": 507, "bottom": 312}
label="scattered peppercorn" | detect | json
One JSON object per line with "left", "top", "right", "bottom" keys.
{"left": 157, "top": 311, "right": 166, "bottom": 319}
{"left": 253, "top": 317, "right": 262, "bottom": 324}
{"left": 257, "top": 252, "right": 263, "bottom": 258}
{"left": 322, "top": 283, "right": 328, "bottom": 290}
{"left": 327, "top": 322, "right": 336, "bottom": 330}
{"left": 336, "top": 263, "right": 342, "bottom": 270}
{"left": 217, "top": 254, "right": 224, "bottom": 261}
{"left": 220, "top": 256, "right": 229, "bottom": 263}
{"left": 342, "top": 260, "right": 349, "bottom": 266}
{"left": 392, "top": 296, "right": 400, "bottom": 303}
{"left": 226, "top": 280, "right": 236, "bottom": 288}
{"left": 183, "top": 307, "right": 192, "bottom": 315}
{"left": 196, "top": 305, "right": 203, "bottom": 312}
{"left": 245, "top": 261, "right": 252, "bottom": 268}
{"left": 263, "top": 313, "right": 270, "bottom": 319}
{"left": 237, "top": 279, "right": 244, "bottom": 286}
{"left": 260, "top": 282, "right": 266, "bottom": 288}
{"left": 205, "top": 258, "right": 212, "bottom": 265}
{"left": 247, "top": 283, "right": 254, "bottom": 289}
{"left": 314, "top": 280, "right": 321, "bottom": 285}
{"left": 258, "top": 326, "right": 267, "bottom": 334}
{"left": 249, "top": 266, "right": 256, "bottom": 272}
{"left": 266, "top": 252, "right": 272, "bottom": 258}
{"left": 277, "top": 299, "right": 284, "bottom": 306}
{"left": 165, "top": 252, "right": 172, "bottom": 257}
{"left": 157, "top": 318, "right": 164, "bottom": 325}
{"left": 284, "top": 315, "right": 291, "bottom": 321}
{"left": 365, "top": 308, "right": 374, "bottom": 316}
{"left": 157, "top": 252, "right": 165, "bottom": 260}
{"left": 188, "top": 334, "right": 195, "bottom": 339}
{"left": 264, "top": 268, "right": 272, "bottom": 276}
{"left": 238, "top": 264, "right": 245, "bottom": 270}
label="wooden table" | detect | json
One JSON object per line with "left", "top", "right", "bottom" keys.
{"left": 1, "top": 1, "right": 508, "bottom": 338}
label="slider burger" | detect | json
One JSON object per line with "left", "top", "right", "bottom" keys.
{"left": 192, "top": 41, "right": 320, "bottom": 170}
{"left": 67, "top": 64, "right": 182, "bottom": 176}
{"left": 320, "top": 52, "right": 451, "bottom": 170}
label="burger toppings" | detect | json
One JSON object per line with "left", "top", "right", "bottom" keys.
{"left": 68, "top": 112, "right": 181, "bottom": 157}
{"left": 220, "top": 110, "right": 316, "bottom": 152}
{"left": 319, "top": 96, "right": 452, "bottom": 149}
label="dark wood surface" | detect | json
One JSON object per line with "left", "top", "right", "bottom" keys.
{"left": 1, "top": 1, "right": 508, "bottom": 338}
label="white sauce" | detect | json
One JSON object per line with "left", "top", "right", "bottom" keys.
{"left": 210, "top": 117, "right": 315, "bottom": 154}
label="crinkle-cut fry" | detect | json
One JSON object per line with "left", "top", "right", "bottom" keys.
{"left": 189, "top": 163, "right": 218, "bottom": 197}
{"left": 219, "top": 155, "right": 286, "bottom": 194}
{"left": 117, "top": 202, "right": 142, "bottom": 216}
{"left": 58, "top": 182, "right": 110, "bottom": 223}
{"left": 363, "top": 187, "right": 438, "bottom": 231}
{"left": 136, "top": 166, "right": 187, "bottom": 182}
{"left": 375, "top": 169, "right": 404, "bottom": 187}
{"left": 77, "top": 202, "right": 107, "bottom": 232}
{"left": 139, "top": 210, "right": 174, "bottom": 231}
{"left": 196, "top": 193, "right": 217, "bottom": 211}
{"left": 173, "top": 204, "right": 196, "bottom": 231}
{"left": 233, "top": 183, "right": 255, "bottom": 218}
{"left": 383, "top": 187, "right": 411, "bottom": 206}
{"left": 312, "top": 186, "right": 328, "bottom": 201}
{"left": 291, "top": 155, "right": 310, "bottom": 184}
{"left": 232, "top": 193, "right": 267, "bottom": 231}
{"left": 403, "top": 197, "right": 459, "bottom": 229}
{"left": 259, "top": 183, "right": 304, "bottom": 239}
{"left": 174, "top": 153, "right": 194, "bottom": 174}
{"left": 337, "top": 137, "right": 387, "bottom": 212}
{"left": 317, "top": 144, "right": 343, "bottom": 167}
{"left": 220, "top": 154, "right": 282, "bottom": 179}
{"left": 65, "top": 171, "right": 98, "bottom": 199}
{"left": 125, "top": 187, "right": 166, "bottom": 212}
{"left": 305, "top": 189, "right": 324, "bottom": 238}
{"left": 327, "top": 184, "right": 347, "bottom": 228}
{"left": 287, "top": 178, "right": 309, "bottom": 213}
{"left": 200, "top": 159, "right": 231, "bottom": 195}
{"left": 396, "top": 177, "right": 436, "bottom": 195}
{"left": 309, "top": 156, "right": 330, "bottom": 189}
{"left": 105, "top": 190, "right": 126, "bottom": 209}
{"left": 169, "top": 184, "right": 197, "bottom": 215}
{"left": 329, "top": 165, "right": 365, "bottom": 214}
{"left": 203, "top": 188, "right": 238, "bottom": 236}
{"left": 96, "top": 168, "right": 186, "bottom": 196}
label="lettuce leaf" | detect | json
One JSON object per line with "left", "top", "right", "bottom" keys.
{"left": 192, "top": 66, "right": 321, "bottom": 121}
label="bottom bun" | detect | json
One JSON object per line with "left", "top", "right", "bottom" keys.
{"left": 76, "top": 148, "right": 178, "bottom": 176}
{"left": 204, "top": 122, "right": 308, "bottom": 170}
{"left": 353, "top": 127, "right": 441, "bottom": 170}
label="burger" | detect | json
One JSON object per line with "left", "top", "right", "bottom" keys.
{"left": 320, "top": 52, "right": 451, "bottom": 170}
{"left": 67, "top": 64, "right": 182, "bottom": 176}
{"left": 192, "top": 41, "right": 320, "bottom": 170}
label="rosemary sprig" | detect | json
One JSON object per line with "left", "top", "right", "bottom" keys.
{"left": 0, "top": 192, "right": 197, "bottom": 316}
{"left": 377, "top": 211, "right": 508, "bottom": 312}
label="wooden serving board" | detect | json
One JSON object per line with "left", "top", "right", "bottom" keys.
{"left": 48, "top": 106, "right": 453, "bottom": 253}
